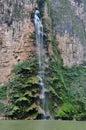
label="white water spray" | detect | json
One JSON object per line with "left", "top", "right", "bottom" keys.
{"left": 34, "top": 10, "right": 52, "bottom": 119}
{"left": 34, "top": 10, "right": 47, "bottom": 117}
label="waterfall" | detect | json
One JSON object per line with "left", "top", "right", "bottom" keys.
{"left": 34, "top": 10, "right": 50, "bottom": 119}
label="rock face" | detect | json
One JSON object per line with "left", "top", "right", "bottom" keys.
{"left": 0, "top": 0, "right": 37, "bottom": 85}
{"left": 56, "top": 32, "right": 84, "bottom": 66}
{"left": 1, "top": 0, "right": 86, "bottom": 84}
{"left": 50, "top": 0, "right": 86, "bottom": 66}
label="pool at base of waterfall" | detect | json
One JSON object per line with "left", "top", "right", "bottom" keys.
{"left": 0, "top": 121, "right": 85, "bottom": 130}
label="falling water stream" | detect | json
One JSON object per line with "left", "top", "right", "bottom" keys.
{"left": 34, "top": 10, "right": 50, "bottom": 119}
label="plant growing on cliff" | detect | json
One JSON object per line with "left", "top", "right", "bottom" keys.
{"left": 37, "top": 0, "right": 45, "bottom": 17}
{"left": 5, "top": 58, "right": 43, "bottom": 120}
{"left": 47, "top": 53, "right": 86, "bottom": 120}
{"left": 45, "top": 36, "right": 86, "bottom": 120}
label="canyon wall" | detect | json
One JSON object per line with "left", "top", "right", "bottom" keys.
{"left": 0, "top": 0, "right": 37, "bottom": 85}
{"left": 50, "top": 0, "right": 86, "bottom": 66}
{"left": 1, "top": 0, "right": 86, "bottom": 84}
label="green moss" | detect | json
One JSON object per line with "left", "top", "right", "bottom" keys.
{"left": 0, "top": 103, "right": 7, "bottom": 113}
{"left": 46, "top": 34, "right": 86, "bottom": 120}
{"left": 1, "top": 58, "right": 42, "bottom": 119}
{"left": 0, "top": 86, "right": 7, "bottom": 100}
{"left": 50, "top": 87, "right": 57, "bottom": 96}
{"left": 55, "top": 102, "right": 77, "bottom": 120}
{"left": 48, "top": 59, "right": 86, "bottom": 119}
{"left": 75, "top": 113, "right": 86, "bottom": 121}
{"left": 37, "top": 0, "right": 45, "bottom": 17}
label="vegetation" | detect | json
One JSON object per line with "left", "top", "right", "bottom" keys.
{"left": 42, "top": 0, "right": 86, "bottom": 121}
{"left": 3, "top": 35, "right": 85, "bottom": 120}
{"left": 0, "top": 0, "right": 86, "bottom": 121}
{"left": 0, "top": 86, "right": 7, "bottom": 100}
{"left": 37, "top": 0, "right": 45, "bottom": 17}
{"left": 34, "top": 0, "right": 86, "bottom": 120}
{"left": 46, "top": 38, "right": 86, "bottom": 120}
{"left": 1, "top": 58, "right": 44, "bottom": 120}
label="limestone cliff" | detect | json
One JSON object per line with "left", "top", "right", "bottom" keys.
{"left": 1, "top": 0, "right": 86, "bottom": 120}
{"left": 0, "top": 0, "right": 37, "bottom": 85}
{"left": 1, "top": 0, "right": 86, "bottom": 82}
{"left": 50, "top": 0, "right": 86, "bottom": 66}
{"left": 1, "top": 0, "right": 86, "bottom": 85}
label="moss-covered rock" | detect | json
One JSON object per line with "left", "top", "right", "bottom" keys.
{"left": 4, "top": 58, "right": 43, "bottom": 120}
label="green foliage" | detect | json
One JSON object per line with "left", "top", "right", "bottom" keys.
{"left": 75, "top": 113, "right": 86, "bottom": 121}
{"left": 37, "top": 0, "right": 45, "bottom": 17}
{"left": 50, "top": 87, "right": 57, "bottom": 96}
{"left": 55, "top": 102, "right": 75, "bottom": 120}
{"left": 43, "top": 26, "right": 50, "bottom": 34}
{"left": 5, "top": 59, "right": 41, "bottom": 119}
{"left": 0, "top": 86, "right": 7, "bottom": 100}
{"left": 12, "top": 59, "right": 38, "bottom": 75}
{"left": 48, "top": 58, "right": 86, "bottom": 120}
{"left": 0, "top": 103, "right": 7, "bottom": 114}
{"left": 1, "top": 0, "right": 86, "bottom": 120}
{"left": 46, "top": 37, "right": 86, "bottom": 120}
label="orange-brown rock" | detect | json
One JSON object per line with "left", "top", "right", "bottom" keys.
{"left": 0, "top": 0, "right": 37, "bottom": 85}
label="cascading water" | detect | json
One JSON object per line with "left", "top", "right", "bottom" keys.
{"left": 34, "top": 10, "right": 50, "bottom": 119}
